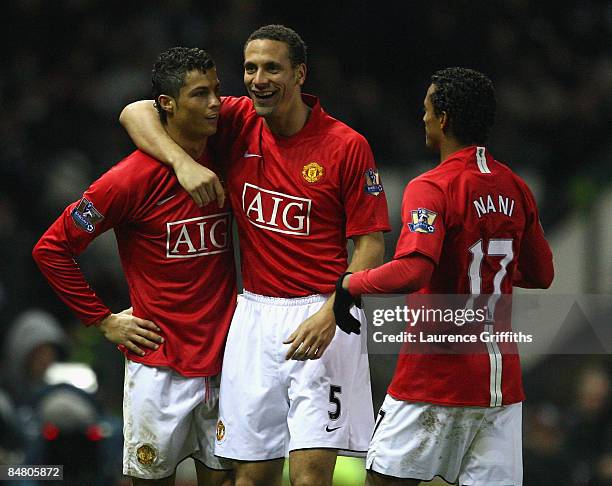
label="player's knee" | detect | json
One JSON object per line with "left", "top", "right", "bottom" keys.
{"left": 291, "top": 475, "right": 330, "bottom": 486}
{"left": 234, "top": 475, "right": 277, "bottom": 486}
{"left": 290, "top": 467, "right": 333, "bottom": 486}
{"left": 234, "top": 478, "right": 256, "bottom": 486}
{"left": 196, "top": 470, "right": 232, "bottom": 486}
{"left": 234, "top": 460, "right": 284, "bottom": 486}
{"left": 130, "top": 475, "right": 175, "bottom": 486}
{"left": 366, "top": 470, "right": 419, "bottom": 486}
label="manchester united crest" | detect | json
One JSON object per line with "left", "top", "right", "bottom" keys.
{"left": 216, "top": 419, "right": 226, "bottom": 442}
{"left": 302, "top": 162, "right": 324, "bottom": 183}
{"left": 136, "top": 443, "right": 158, "bottom": 466}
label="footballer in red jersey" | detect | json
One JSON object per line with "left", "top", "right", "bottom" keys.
{"left": 119, "top": 25, "right": 390, "bottom": 486}
{"left": 33, "top": 48, "right": 235, "bottom": 484}
{"left": 214, "top": 94, "right": 388, "bottom": 297}
{"left": 336, "top": 68, "right": 553, "bottom": 485}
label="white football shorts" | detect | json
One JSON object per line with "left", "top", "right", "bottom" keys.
{"left": 215, "top": 291, "right": 374, "bottom": 461}
{"left": 367, "top": 395, "right": 523, "bottom": 485}
{"left": 122, "top": 360, "right": 232, "bottom": 479}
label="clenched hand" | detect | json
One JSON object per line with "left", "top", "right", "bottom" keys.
{"left": 174, "top": 157, "right": 225, "bottom": 208}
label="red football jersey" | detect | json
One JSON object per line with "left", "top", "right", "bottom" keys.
{"left": 388, "top": 146, "right": 552, "bottom": 407}
{"left": 33, "top": 149, "right": 236, "bottom": 376}
{"left": 214, "top": 95, "right": 391, "bottom": 297}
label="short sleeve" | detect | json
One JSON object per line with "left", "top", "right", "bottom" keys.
{"left": 341, "top": 135, "right": 391, "bottom": 237}
{"left": 393, "top": 178, "right": 446, "bottom": 263}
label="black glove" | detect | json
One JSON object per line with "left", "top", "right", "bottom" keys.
{"left": 333, "top": 272, "right": 361, "bottom": 335}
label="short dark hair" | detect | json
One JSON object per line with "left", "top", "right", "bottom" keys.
{"left": 151, "top": 47, "right": 215, "bottom": 123}
{"left": 245, "top": 24, "right": 307, "bottom": 67}
{"left": 430, "top": 67, "right": 496, "bottom": 145}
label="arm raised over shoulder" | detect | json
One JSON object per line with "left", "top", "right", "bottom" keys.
{"left": 119, "top": 100, "right": 224, "bottom": 208}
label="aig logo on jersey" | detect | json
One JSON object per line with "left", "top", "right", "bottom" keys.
{"left": 408, "top": 208, "right": 437, "bottom": 233}
{"left": 166, "top": 213, "right": 231, "bottom": 258}
{"left": 364, "top": 168, "right": 384, "bottom": 196}
{"left": 242, "top": 183, "right": 312, "bottom": 236}
{"left": 71, "top": 198, "right": 104, "bottom": 233}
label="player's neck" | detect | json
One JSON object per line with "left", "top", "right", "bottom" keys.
{"left": 165, "top": 125, "right": 207, "bottom": 160}
{"left": 264, "top": 99, "right": 311, "bottom": 137}
{"left": 439, "top": 139, "right": 468, "bottom": 163}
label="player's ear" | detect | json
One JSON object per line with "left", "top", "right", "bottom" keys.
{"left": 157, "top": 95, "right": 175, "bottom": 116}
{"left": 295, "top": 63, "right": 306, "bottom": 86}
{"left": 440, "top": 111, "right": 449, "bottom": 131}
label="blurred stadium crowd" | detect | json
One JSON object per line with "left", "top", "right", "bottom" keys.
{"left": 0, "top": 1, "right": 610, "bottom": 484}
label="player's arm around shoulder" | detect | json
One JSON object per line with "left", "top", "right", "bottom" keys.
{"left": 119, "top": 100, "right": 224, "bottom": 208}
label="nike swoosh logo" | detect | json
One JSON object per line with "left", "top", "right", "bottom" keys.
{"left": 325, "top": 425, "right": 342, "bottom": 432}
{"left": 155, "top": 194, "right": 177, "bottom": 206}
{"left": 243, "top": 152, "right": 262, "bottom": 158}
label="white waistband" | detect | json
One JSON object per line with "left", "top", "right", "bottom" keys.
{"left": 241, "top": 290, "right": 330, "bottom": 306}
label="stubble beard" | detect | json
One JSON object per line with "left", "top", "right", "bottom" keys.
{"left": 253, "top": 104, "right": 275, "bottom": 117}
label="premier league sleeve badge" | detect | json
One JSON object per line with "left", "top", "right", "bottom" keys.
{"left": 408, "top": 208, "right": 437, "bottom": 233}
{"left": 364, "top": 168, "right": 384, "bottom": 196}
{"left": 71, "top": 198, "right": 104, "bottom": 233}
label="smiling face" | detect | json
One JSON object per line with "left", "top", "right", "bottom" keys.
{"left": 161, "top": 68, "right": 221, "bottom": 140}
{"left": 243, "top": 39, "right": 305, "bottom": 119}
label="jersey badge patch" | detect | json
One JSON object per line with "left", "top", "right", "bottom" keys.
{"left": 364, "top": 168, "right": 384, "bottom": 195}
{"left": 408, "top": 208, "right": 437, "bottom": 233}
{"left": 71, "top": 198, "right": 104, "bottom": 233}
{"left": 302, "top": 162, "right": 324, "bottom": 183}
{"left": 136, "top": 443, "right": 158, "bottom": 466}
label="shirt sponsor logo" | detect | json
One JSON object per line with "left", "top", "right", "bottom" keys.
{"left": 364, "top": 168, "right": 384, "bottom": 196}
{"left": 71, "top": 198, "right": 104, "bottom": 233}
{"left": 242, "top": 183, "right": 311, "bottom": 236}
{"left": 166, "top": 213, "right": 231, "bottom": 258}
{"left": 302, "top": 162, "right": 324, "bottom": 183}
{"left": 408, "top": 208, "right": 437, "bottom": 233}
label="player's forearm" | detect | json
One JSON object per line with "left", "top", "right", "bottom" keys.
{"left": 348, "top": 254, "right": 434, "bottom": 295}
{"left": 33, "top": 231, "right": 111, "bottom": 325}
{"left": 119, "top": 100, "right": 190, "bottom": 169}
{"left": 316, "top": 233, "right": 385, "bottom": 316}
{"left": 346, "top": 231, "right": 385, "bottom": 273}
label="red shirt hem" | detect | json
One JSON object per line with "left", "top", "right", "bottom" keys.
{"left": 123, "top": 353, "right": 222, "bottom": 378}
{"left": 387, "top": 387, "right": 525, "bottom": 408}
